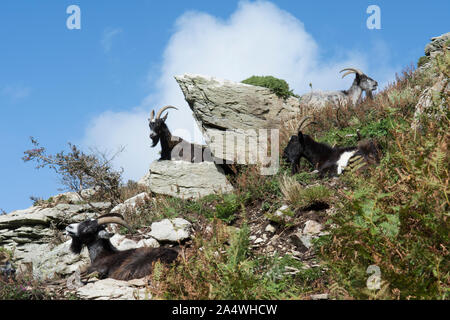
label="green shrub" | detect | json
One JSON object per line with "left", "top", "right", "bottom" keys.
{"left": 417, "top": 55, "right": 430, "bottom": 68}
{"left": 214, "top": 194, "right": 241, "bottom": 224}
{"left": 151, "top": 221, "right": 317, "bottom": 300}
{"left": 242, "top": 75, "right": 297, "bottom": 99}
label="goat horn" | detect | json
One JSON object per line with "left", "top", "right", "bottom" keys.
{"left": 156, "top": 105, "right": 178, "bottom": 120}
{"left": 149, "top": 110, "right": 155, "bottom": 122}
{"left": 340, "top": 68, "right": 364, "bottom": 78}
{"left": 97, "top": 215, "right": 131, "bottom": 230}
{"left": 297, "top": 116, "right": 312, "bottom": 131}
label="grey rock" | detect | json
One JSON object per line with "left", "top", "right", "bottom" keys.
{"left": 110, "top": 234, "right": 160, "bottom": 251}
{"left": 149, "top": 218, "right": 192, "bottom": 242}
{"left": 175, "top": 74, "right": 301, "bottom": 164}
{"left": 425, "top": 32, "right": 450, "bottom": 56}
{"left": 290, "top": 231, "right": 312, "bottom": 251}
{"left": 412, "top": 76, "right": 449, "bottom": 131}
{"left": 303, "top": 220, "right": 323, "bottom": 235}
{"left": 32, "top": 240, "right": 90, "bottom": 280}
{"left": 310, "top": 293, "right": 329, "bottom": 300}
{"left": 265, "top": 224, "right": 276, "bottom": 233}
{"left": 111, "top": 192, "right": 151, "bottom": 215}
{"left": 0, "top": 202, "right": 109, "bottom": 280}
{"left": 140, "top": 160, "right": 233, "bottom": 199}
{"left": 76, "top": 278, "right": 150, "bottom": 300}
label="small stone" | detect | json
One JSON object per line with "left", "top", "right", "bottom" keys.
{"left": 303, "top": 220, "right": 323, "bottom": 235}
{"left": 265, "top": 224, "right": 276, "bottom": 233}
{"left": 310, "top": 293, "right": 329, "bottom": 300}
{"left": 254, "top": 238, "right": 264, "bottom": 244}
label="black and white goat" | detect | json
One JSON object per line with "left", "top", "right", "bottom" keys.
{"left": 149, "top": 105, "right": 213, "bottom": 162}
{"left": 283, "top": 118, "right": 380, "bottom": 176}
{"left": 300, "top": 68, "right": 378, "bottom": 108}
{"left": 65, "top": 214, "right": 178, "bottom": 281}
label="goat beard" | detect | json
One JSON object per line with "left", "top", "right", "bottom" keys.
{"left": 150, "top": 136, "right": 159, "bottom": 148}
{"left": 69, "top": 238, "right": 83, "bottom": 254}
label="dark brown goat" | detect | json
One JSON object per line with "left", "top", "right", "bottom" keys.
{"left": 66, "top": 214, "right": 178, "bottom": 281}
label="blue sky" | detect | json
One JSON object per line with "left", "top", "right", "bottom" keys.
{"left": 1, "top": 0, "right": 449, "bottom": 213}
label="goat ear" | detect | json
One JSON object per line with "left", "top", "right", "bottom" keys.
{"left": 297, "top": 131, "right": 305, "bottom": 144}
{"left": 161, "top": 112, "right": 168, "bottom": 122}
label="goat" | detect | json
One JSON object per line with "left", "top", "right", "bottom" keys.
{"left": 65, "top": 214, "right": 178, "bottom": 281}
{"left": 149, "top": 105, "right": 213, "bottom": 162}
{"left": 300, "top": 68, "right": 378, "bottom": 108}
{"left": 282, "top": 118, "right": 380, "bottom": 177}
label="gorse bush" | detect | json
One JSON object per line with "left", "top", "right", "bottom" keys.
{"left": 242, "top": 75, "right": 297, "bottom": 99}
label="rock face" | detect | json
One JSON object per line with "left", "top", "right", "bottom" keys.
{"left": 139, "top": 160, "right": 234, "bottom": 199}
{"left": 0, "top": 202, "right": 110, "bottom": 279}
{"left": 413, "top": 32, "right": 450, "bottom": 130}
{"left": 33, "top": 240, "right": 89, "bottom": 280}
{"left": 424, "top": 32, "right": 450, "bottom": 57}
{"left": 175, "top": 74, "right": 301, "bottom": 163}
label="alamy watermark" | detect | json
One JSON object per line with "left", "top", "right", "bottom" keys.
{"left": 169, "top": 128, "right": 280, "bottom": 175}
{"left": 366, "top": 5, "right": 381, "bottom": 30}
{"left": 66, "top": 5, "right": 81, "bottom": 30}
{"left": 366, "top": 265, "right": 382, "bottom": 290}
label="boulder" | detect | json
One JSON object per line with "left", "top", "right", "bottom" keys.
{"left": 175, "top": 74, "right": 300, "bottom": 164}
{"left": 149, "top": 218, "right": 192, "bottom": 242}
{"left": 140, "top": 160, "right": 233, "bottom": 199}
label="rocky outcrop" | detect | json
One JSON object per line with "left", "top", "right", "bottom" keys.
{"left": 139, "top": 160, "right": 234, "bottom": 199}
{"left": 0, "top": 194, "right": 190, "bottom": 281}
{"left": 175, "top": 74, "right": 301, "bottom": 163}
{"left": 413, "top": 32, "right": 450, "bottom": 130}
{"left": 424, "top": 32, "right": 450, "bottom": 57}
{"left": 0, "top": 202, "right": 110, "bottom": 279}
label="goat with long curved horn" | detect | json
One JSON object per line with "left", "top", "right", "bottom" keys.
{"left": 340, "top": 68, "right": 364, "bottom": 78}
{"left": 65, "top": 215, "right": 179, "bottom": 281}
{"left": 148, "top": 105, "right": 213, "bottom": 162}
{"left": 300, "top": 67, "right": 378, "bottom": 108}
{"left": 155, "top": 105, "right": 178, "bottom": 120}
{"left": 97, "top": 214, "right": 131, "bottom": 230}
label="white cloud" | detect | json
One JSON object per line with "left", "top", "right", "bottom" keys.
{"left": 101, "top": 27, "right": 123, "bottom": 53}
{"left": 81, "top": 1, "right": 396, "bottom": 182}
{"left": 1, "top": 85, "right": 31, "bottom": 101}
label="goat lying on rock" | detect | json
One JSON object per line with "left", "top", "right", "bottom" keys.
{"left": 283, "top": 118, "right": 380, "bottom": 177}
{"left": 66, "top": 214, "right": 178, "bottom": 281}
{"left": 300, "top": 68, "right": 378, "bottom": 108}
{"left": 149, "top": 105, "right": 213, "bottom": 162}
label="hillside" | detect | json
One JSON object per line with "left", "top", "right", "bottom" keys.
{"left": 0, "top": 32, "right": 448, "bottom": 300}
